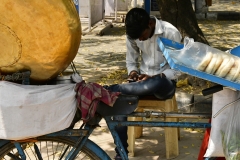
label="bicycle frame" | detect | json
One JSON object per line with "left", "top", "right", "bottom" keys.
{"left": 4, "top": 111, "right": 211, "bottom": 160}
{"left": 105, "top": 111, "right": 211, "bottom": 160}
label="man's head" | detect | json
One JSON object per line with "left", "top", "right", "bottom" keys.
{"left": 125, "top": 8, "right": 154, "bottom": 41}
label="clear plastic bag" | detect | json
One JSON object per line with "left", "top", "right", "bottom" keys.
{"left": 168, "top": 37, "right": 240, "bottom": 81}
{"left": 169, "top": 37, "right": 227, "bottom": 69}
{"left": 222, "top": 94, "right": 240, "bottom": 160}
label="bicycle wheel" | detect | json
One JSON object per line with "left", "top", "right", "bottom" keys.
{"left": 0, "top": 136, "right": 101, "bottom": 160}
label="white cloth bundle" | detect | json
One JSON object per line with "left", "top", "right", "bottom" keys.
{"left": 0, "top": 81, "right": 77, "bottom": 140}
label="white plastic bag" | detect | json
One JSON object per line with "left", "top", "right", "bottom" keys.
{"left": 204, "top": 88, "right": 238, "bottom": 157}
{"left": 222, "top": 92, "right": 240, "bottom": 160}
{"left": 0, "top": 81, "right": 77, "bottom": 140}
{"left": 169, "top": 37, "right": 231, "bottom": 70}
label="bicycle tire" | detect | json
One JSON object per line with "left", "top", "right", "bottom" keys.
{"left": 0, "top": 136, "right": 102, "bottom": 160}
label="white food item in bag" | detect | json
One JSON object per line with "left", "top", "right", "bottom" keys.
{"left": 215, "top": 54, "right": 235, "bottom": 78}
{"left": 225, "top": 58, "right": 240, "bottom": 81}
{"left": 197, "top": 51, "right": 213, "bottom": 71}
{"left": 205, "top": 53, "right": 223, "bottom": 74}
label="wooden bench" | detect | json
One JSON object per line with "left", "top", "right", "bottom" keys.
{"left": 127, "top": 95, "right": 179, "bottom": 159}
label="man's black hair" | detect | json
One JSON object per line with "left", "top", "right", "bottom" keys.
{"left": 125, "top": 8, "right": 150, "bottom": 39}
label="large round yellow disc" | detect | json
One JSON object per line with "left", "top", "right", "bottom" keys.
{"left": 0, "top": 0, "right": 82, "bottom": 82}
{"left": 0, "top": 23, "right": 21, "bottom": 68}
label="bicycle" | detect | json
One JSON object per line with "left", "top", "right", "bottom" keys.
{"left": 0, "top": 92, "right": 212, "bottom": 160}
{"left": 0, "top": 64, "right": 213, "bottom": 160}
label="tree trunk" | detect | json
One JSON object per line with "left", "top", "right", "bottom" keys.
{"left": 156, "top": 0, "right": 209, "bottom": 45}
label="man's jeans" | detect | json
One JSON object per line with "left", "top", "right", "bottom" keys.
{"left": 105, "top": 75, "right": 176, "bottom": 156}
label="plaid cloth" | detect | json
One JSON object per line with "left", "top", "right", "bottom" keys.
{"left": 74, "top": 81, "right": 120, "bottom": 123}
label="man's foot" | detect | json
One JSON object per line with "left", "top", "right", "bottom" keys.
{"left": 114, "top": 154, "right": 122, "bottom": 160}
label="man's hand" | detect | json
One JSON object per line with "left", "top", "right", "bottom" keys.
{"left": 138, "top": 74, "right": 151, "bottom": 81}
{"left": 128, "top": 70, "right": 139, "bottom": 82}
{"left": 138, "top": 73, "right": 166, "bottom": 81}
{"left": 128, "top": 71, "right": 166, "bottom": 82}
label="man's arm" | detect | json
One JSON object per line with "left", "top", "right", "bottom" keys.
{"left": 161, "top": 21, "right": 182, "bottom": 80}
{"left": 126, "top": 36, "right": 140, "bottom": 76}
{"left": 161, "top": 21, "right": 182, "bottom": 43}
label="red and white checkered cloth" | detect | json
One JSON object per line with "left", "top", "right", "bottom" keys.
{"left": 74, "top": 81, "right": 120, "bottom": 123}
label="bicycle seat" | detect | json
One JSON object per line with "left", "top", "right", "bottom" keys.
{"left": 96, "top": 94, "right": 139, "bottom": 116}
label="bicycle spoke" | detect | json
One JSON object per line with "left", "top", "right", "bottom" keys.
{"left": 39, "top": 141, "right": 42, "bottom": 156}
{"left": 59, "top": 145, "right": 70, "bottom": 160}
{"left": 34, "top": 143, "right": 43, "bottom": 160}
{"left": 51, "top": 142, "right": 55, "bottom": 160}
{"left": 59, "top": 143, "right": 66, "bottom": 159}
{"left": 24, "top": 145, "right": 32, "bottom": 160}
{"left": 46, "top": 141, "right": 49, "bottom": 160}
{"left": 27, "top": 143, "right": 38, "bottom": 159}
{"left": 78, "top": 151, "right": 88, "bottom": 159}
{"left": 54, "top": 142, "right": 60, "bottom": 160}
{"left": 6, "top": 153, "right": 21, "bottom": 160}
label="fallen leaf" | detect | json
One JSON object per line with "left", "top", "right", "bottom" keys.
{"left": 149, "top": 150, "right": 154, "bottom": 154}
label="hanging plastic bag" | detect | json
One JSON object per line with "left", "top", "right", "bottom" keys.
{"left": 204, "top": 88, "right": 238, "bottom": 157}
{"left": 222, "top": 92, "right": 240, "bottom": 160}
